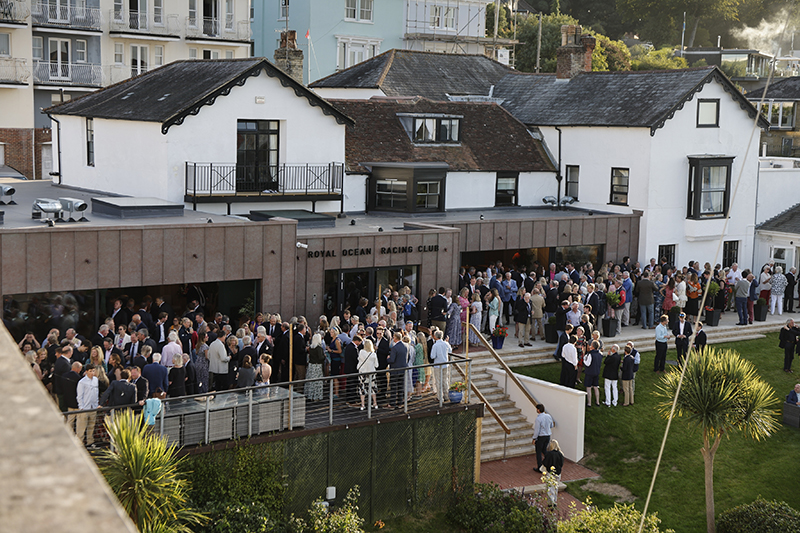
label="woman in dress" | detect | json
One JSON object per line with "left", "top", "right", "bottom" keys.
{"left": 255, "top": 353, "right": 273, "bottom": 397}
{"left": 416, "top": 332, "right": 431, "bottom": 394}
{"left": 114, "top": 325, "right": 130, "bottom": 353}
{"left": 653, "top": 273, "right": 665, "bottom": 318}
{"left": 168, "top": 355, "right": 187, "bottom": 398}
{"left": 328, "top": 326, "right": 343, "bottom": 399}
{"left": 194, "top": 331, "right": 210, "bottom": 394}
{"left": 685, "top": 272, "right": 702, "bottom": 322}
{"left": 488, "top": 288, "right": 501, "bottom": 332}
{"left": 445, "top": 299, "right": 463, "bottom": 348}
{"left": 305, "top": 333, "right": 325, "bottom": 401}
{"left": 662, "top": 276, "right": 676, "bottom": 319}
{"left": 759, "top": 265, "right": 772, "bottom": 302}
{"left": 469, "top": 292, "right": 482, "bottom": 345}
{"left": 674, "top": 274, "right": 688, "bottom": 313}
{"left": 236, "top": 355, "right": 256, "bottom": 389}
{"left": 357, "top": 338, "right": 379, "bottom": 410}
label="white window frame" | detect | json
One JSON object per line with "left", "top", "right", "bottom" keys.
{"left": 114, "top": 42, "right": 124, "bottom": 64}
{"left": 345, "top": 0, "right": 372, "bottom": 22}
{"left": 278, "top": 0, "right": 288, "bottom": 19}
{"left": 225, "top": 49, "right": 233, "bottom": 59}
{"left": 188, "top": 47, "right": 197, "bottom": 59}
{"left": 335, "top": 35, "right": 382, "bottom": 70}
{"left": 430, "top": 6, "right": 456, "bottom": 29}
{"left": 188, "top": 0, "right": 197, "bottom": 27}
{"left": 130, "top": 44, "right": 148, "bottom": 75}
{"left": 154, "top": 45, "right": 163, "bottom": 66}
{"left": 224, "top": 0, "right": 234, "bottom": 31}
{"left": 0, "top": 33, "right": 9, "bottom": 58}
{"left": 113, "top": 0, "right": 123, "bottom": 21}
{"left": 75, "top": 39, "right": 87, "bottom": 63}
{"left": 32, "top": 36, "right": 43, "bottom": 60}
{"left": 153, "top": 0, "right": 163, "bottom": 25}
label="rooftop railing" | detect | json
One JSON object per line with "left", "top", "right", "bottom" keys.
{"left": 185, "top": 162, "right": 345, "bottom": 198}
{"left": 0, "top": 58, "right": 30, "bottom": 84}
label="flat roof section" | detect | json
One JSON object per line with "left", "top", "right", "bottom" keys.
{"left": 92, "top": 196, "right": 185, "bottom": 219}
{"left": 250, "top": 209, "right": 336, "bottom": 229}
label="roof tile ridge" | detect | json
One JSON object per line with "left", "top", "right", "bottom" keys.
{"left": 757, "top": 200, "right": 800, "bottom": 229}
{"left": 376, "top": 49, "right": 396, "bottom": 87}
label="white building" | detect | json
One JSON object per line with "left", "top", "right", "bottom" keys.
{"left": 47, "top": 58, "right": 351, "bottom": 215}
{"left": 0, "top": 0, "right": 251, "bottom": 181}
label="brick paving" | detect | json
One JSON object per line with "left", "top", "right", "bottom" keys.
{"left": 480, "top": 453, "right": 597, "bottom": 520}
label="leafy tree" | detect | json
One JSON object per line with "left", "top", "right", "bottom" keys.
{"left": 98, "top": 410, "right": 207, "bottom": 533}
{"left": 592, "top": 33, "right": 632, "bottom": 71}
{"left": 656, "top": 348, "right": 780, "bottom": 533}
{"left": 630, "top": 46, "right": 688, "bottom": 70}
{"left": 485, "top": 2, "right": 513, "bottom": 39}
{"left": 559, "top": 501, "right": 672, "bottom": 533}
{"left": 717, "top": 497, "right": 800, "bottom": 533}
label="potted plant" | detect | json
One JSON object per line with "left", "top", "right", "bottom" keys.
{"left": 704, "top": 281, "right": 721, "bottom": 326}
{"left": 448, "top": 381, "right": 467, "bottom": 404}
{"left": 491, "top": 325, "right": 508, "bottom": 349}
{"left": 544, "top": 316, "right": 559, "bottom": 344}
{"left": 602, "top": 292, "right": 621, "bottom": 337}
{"left": 754, "top": 297, "right": 769, "bottom": 322}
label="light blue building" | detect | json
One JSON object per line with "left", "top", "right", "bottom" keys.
{"left": 253, "top": 0, "right": 499, "bottom": 85}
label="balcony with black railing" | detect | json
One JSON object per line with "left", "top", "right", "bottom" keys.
{"left": 185, "top": 162, "right": 345, "bottom": 211}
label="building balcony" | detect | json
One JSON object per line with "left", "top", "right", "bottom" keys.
{"left": 0, "top": 0, "right": 29, "bottom": 24}
{"left": 108, "top": 10, "right": 179, "bottom": 36}
{"left": 185, "top": 17, "right": 250, "bottom": 41}
{"left": 33, "top": 60, "right": 102, "bottom": 86}
{"left": 185, "top": 162, "right": 344, "bottom": 207}
{"left": 0, "top": 58, "right": 30, "bottom": 84}
{"left": 31, "top": 2, "right": 101, "bottom": 30}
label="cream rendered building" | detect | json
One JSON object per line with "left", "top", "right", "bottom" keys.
{"left": 0, "top": 0, "right": 251, "bottom": 180}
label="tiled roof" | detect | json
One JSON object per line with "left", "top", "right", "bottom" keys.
{"left": 493, "top": 66, "right": 768, "bottom": 132}
{"left": 747, "top": 76, "right": 800, "bottom": 101}
{"left": 758, "top": 202, "right": 800, "bottom": 234}
{"left": 328, "top": 97, "right": 555, "bottom": 174}
{"left": 46, "top": 59, "right": 352, "bottom": 132}
{"left": 310, "top": 49, "right": 514, "bottom": 101}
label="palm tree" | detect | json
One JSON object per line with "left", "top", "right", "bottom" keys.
{"left": 656, "top": 348, "right": 780, "bottom": 533}
{"left": 98, "top": 410, "right": 206, "bottom": 533}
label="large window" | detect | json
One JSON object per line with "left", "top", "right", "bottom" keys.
{"left": 430, "top": 6, "right": 455, "bottom": 28}
{"left": 376, "top": 179, "right": 407, "bottom": 209}
{"left": 86, "top": 118, "right": 94, "bottom": 167}
{"left": 658, "top": 244, "right": 676, "bottom": 267}
{"left": 224, "top": 0, "right": 234, "bottom": 30}
{"left": 761, "top": 101, "right": 795, "bottom": 129}
{"left": 722, "top": 240, "right": 739, "bottom": 267}
{"left": 697, "top": 99, "right": 719, "bottom": 127}
{"left": 413, "top": 117, "right": 460, "bottom": 143}
{"left": 609, "top": 167, "right": 629, "bottom": 205}
{"left": 130, "top": 45, "right": 148, "bottom": 76}
{"left": 345, "top": 0, "right": 372, "bottom": 21}
{"left": 237, "top": 120, "right": 279, "bottom": 192}
{"left": 336, "top": 36, "right": 381, "bottom": 70}
{"left": 495, "top": 172, "right": 518, "bottom": 207}
{"left": 687, "top": 156, "right": 733, "bottom": 219}
{"left": 416, "top": 181, "right": 440, "bottom": 210}
{"left": 0, "top": 33, "right": 9, "bottom": 57}
{"left": 565, "top": 165, "right": 579, "bottom": 200}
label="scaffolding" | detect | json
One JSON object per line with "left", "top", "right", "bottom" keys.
{"left": 403, "top": 0, "right": 518, "bottom": 59}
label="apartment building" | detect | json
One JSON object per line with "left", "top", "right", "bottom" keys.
{"left": 0, "top": 0, "right": 251, "bottom": 180}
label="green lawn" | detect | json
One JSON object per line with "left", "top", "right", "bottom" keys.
{"left": 514, "top": 332, "right": 800, "bottom": 532}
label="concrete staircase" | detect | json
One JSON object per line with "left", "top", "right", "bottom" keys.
{"left": 466, "top": 317, "right": 782, "bottom": 463}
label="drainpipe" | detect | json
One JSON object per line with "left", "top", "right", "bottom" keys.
{"left": 554, "top": 126, "right": 563, "bottom": 210}
{"left": 45, "top": 112, "right": 62, "bottom": 185}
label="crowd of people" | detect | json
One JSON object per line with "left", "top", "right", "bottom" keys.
{"left": 17, "top": 254, "right": 794, "bottom": 446}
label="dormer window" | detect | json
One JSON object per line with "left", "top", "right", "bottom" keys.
{"left": 412, "top": 117, "right": 459, "bottom": 143}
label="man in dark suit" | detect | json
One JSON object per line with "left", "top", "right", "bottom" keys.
{"left": 254, "top": 330, "right": 272, "bottom": 357}
{"left": 53, "top": 346, "right": 73, "bottom": 412}
{"left": 62, "top": 361, "right": 83, "bottom": 415}
{"left": 152, "top": 312, "right": 170, "bottom": 350}
{"left": 138, "top": 329, "right": 158, "bottom": 358}
{"left": 292, "top": 324, "right": 308, "bottom": 382}
{"left": 265, "top": 316, "right": 280, "bottom": 339}
{"left": 100, "top": 369, "right": 138, "bottom": 407}
{"left": 238, "top": 335, "right": 257, "bottom": 368}
{"left": 153, "top": 296, "right": 174, "bottom": 325}
{"left": 387, "top": 332, "right": 408, "bottom": 408}
{"left": 102, "top": 337, "right": 122, "bottom": 367}
{"left": 785, "top": 268, "right": 797, "bottom": 313}
{"left": 375, "top": 327, "right": 391, "bottom": 393}
{"left": 342, "top": 334, "right": 361, "bottom": 405}
{"left": 91, "top": 324, "right": 111, "bottom": 349}
{"left": 429, "top": 287, "right": 449, "bottom": 332}
{"left": 142, "top": 354, "right": 169, "bottom": 397}
{"left": 130, "top": 365, "right": 149, "bottom": 406}
{"left": 272, "top": 323, "right": 289, "bottom": 384}
{"left": 692, "top": 322, "right": 707, "bottom": 354}
{"left": 672, "top": 313, "right": 691, "bottom": 363}
{"left": 110, "top": 298, "right": 131, "bottom": 329}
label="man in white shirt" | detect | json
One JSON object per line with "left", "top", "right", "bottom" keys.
{"left": 160, "top": 331, "right": 182, "bottom": 368}
{"left": 75, "top": 364, "right": 99, "bottom": 447}
{"left": 559, "top": 335, "right": 579, "bottom": 388}
{"left": 429, "top": 330, "right": 450, "bottom": 394}
{"left": 207, "top": 332, "right": 230, "bottom": 391}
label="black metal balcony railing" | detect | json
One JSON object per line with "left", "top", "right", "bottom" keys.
{"left": 186, "top": 162, "right": 344, "bottom": 198}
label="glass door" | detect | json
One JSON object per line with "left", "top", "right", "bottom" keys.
{"left": 48, "top": 39, "right": 70, "bottom": 80}
{"left": 236, "top": 120, "right": 279, "bottom": 193}
{"left": 130, "top": 45, "right": 148, "bottom": 76}
{"left": 48, "top": 0, "right": 69, "bottom": 22}
{"left": 129, "top": 0, "right": 147, "bottom": 28}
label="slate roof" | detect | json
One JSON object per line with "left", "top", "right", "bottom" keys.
{"left": 310, "top": 49, "right": 513, "bottom": 101}
{"left": 747, "top": 76, "right": 800, "bottom": 101}
{"left": 757, "top": 202, "right": 800, "bottom": 234}
{"left": 328, "top": 97, "right": 555, "bottom": 174}
{"left": 493, "top": 66, "right": 769, "bottom": 133}
{"left": 46, "top": 58, "right": 352, "bottom": 133}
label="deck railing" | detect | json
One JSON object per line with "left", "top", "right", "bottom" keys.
{"left": 33, "top": 61, "right": 102, "bottom": 86}
{"left": 0, "top": 58, "right": 30, "bottom": 83}
{"left": 185, "top": 162, "right": 345, "bottom": 198}
{"left": 31, "top": 2, "right": 101, "bottom": 29}
{"left": 0, "top": 0, "right": 29, "bottom": 23}
{"left": 109, "top": 10, "right": 179, "bottom": 35}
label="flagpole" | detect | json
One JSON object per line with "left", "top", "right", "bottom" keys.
{"left": 306, "top": 29, "right": 311, "bottom": 85}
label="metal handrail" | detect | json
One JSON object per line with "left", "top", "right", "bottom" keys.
{"left": 468, "top": 322, "right": 541, "bottom": 409}
{"left": 452, "top": 362, "right": 510, "bottom": 434}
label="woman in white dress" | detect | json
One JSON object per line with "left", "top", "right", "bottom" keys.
{"left": 469, "top": 292, "right": 482, "bottom": 345}
{"left": 357, "top": 339, "right": 379, "bottom": 410}
{"left": 674, "top": 273, "right": 688, "bottom": 312}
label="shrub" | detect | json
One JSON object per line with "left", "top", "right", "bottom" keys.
{"left": 447, "top": 483, "right": 549, "bottom": 533}
{"left": 198, "top": 501, "right": 285, "bottom": 533}
{"left": 559, "top": 502, "right": 673, "bottom": 533}
{"left": 289, "top": 487, "right": 365, "bottom": 533}
{"left": 717, "top": 497, "right": 800, "bottom": 533}
{"left": 757, "top": 298, "right": 767, "bottom": 306}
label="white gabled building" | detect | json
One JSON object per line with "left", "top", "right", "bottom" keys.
{"left": 47, "top": 57, "right": 353, "bottom": 215}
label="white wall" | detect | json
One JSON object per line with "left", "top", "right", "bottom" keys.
{"left": 756, "top": 165, "right": 800, "bottom": 225}
{"left": 519, "top": 171, "right": 557, "bottom": 206}
{"left": 445, "top": 171, "right": 496, "bottom": 209}
{"left": 486, "top": 367, "right": 585, "bottom": 462}
{"left": 56, "top": 115, "right": 168, "bottom": 196}
{"left": 344, "top": 173, "right": 367, "bottom": 213}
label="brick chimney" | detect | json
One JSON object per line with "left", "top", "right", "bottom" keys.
{"left": 556, "top": 25, "right": 596, "bottom": 79}
{"left": 273, "top": 30, "right": 304, "bottom": 84}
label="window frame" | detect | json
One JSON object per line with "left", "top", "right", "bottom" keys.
{"left": 412, "top": 116, "right": 460, "bottom": 144}
{"left": 686, "top": 156, "right": 734, "bottom": 220}
{"left": 153, "top": 0, "right": 163, "bottom": 25}
{"left": 0, "top": 33, "right": 9, "bottom": 58}
{"left": 430, "top": 5, "right": 455, "bottom": 29}
{"left": 345, "top": 0, "right": 372, "bottom": 22}
{"left": 697, "top": 98, "right": 720, "bottom": 128}
{"left": 369, "top": 172, "right": 445, "bottom": 213}
{"left": 495, "top": 171, "right": 519, "bottom": 207}
{"left": 565, "top": 165, "right": 579, "bottom": 200}
{"left": 188, "top": 48, "right": 197, "bottom": 59}
{"left": 658, "top": 244, "right": 676, "bottom": 267}
{"left": 75, "top": 39, "right": 87, "bottom": 63}
{"left": 114, "top": 42, "right": 124, "bottom": 64}
{"left": 722, "top": 240, "right": 739, "bottom": 268}
{"left": 154, "top": 45, "right": 164, "bottom": 66}
{"left": 32, "top": 36, "right": 43, "bottom": 60}
{"left": 86, "top": 117, "right": 94, "bottom": 167}
{"left": 609, "top": 167, "right": 629, "bottom": 206}
{"left": 224, "top": 0, "right": 234, "bottom": 31}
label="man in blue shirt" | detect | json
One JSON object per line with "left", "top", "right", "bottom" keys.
{"left": 621, "top": 271, "right": 634, "bottom": 327}
{"left": 654, "top": 315, "right": 672, "bottom": 373}
{"left": 532, "top": 403, "right": 554, "bottom": 472}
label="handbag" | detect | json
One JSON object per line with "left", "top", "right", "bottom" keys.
{"left": 672, "top": 293, "right": 679, "bottom": 303}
